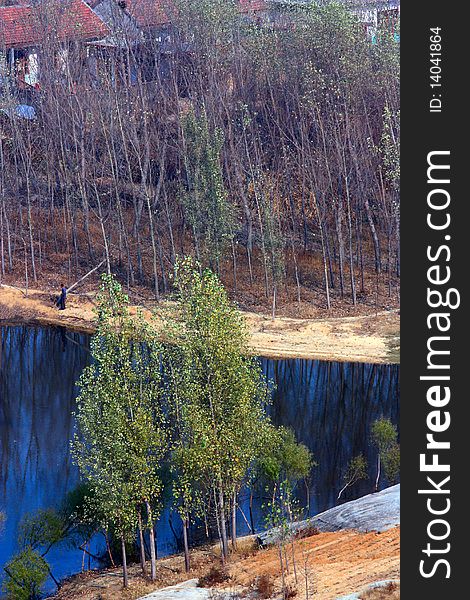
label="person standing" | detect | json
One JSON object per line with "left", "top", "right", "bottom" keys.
{"left": 58, "top": 284, "right": 67, "bottom": 310}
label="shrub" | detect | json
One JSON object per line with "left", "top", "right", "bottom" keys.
{"left": 256, "top": 574, "right": 274, "bottom": 598}
{"left": 198, "top": 564, "right": 230, "bottom": 587}
{"left": 360, "top": 581, "right": 399, "bottom": 599}
{"left": 294, "top": 524, "right": 320, "bottom": 540}
{"left": 2, "top": 547, "right": 49, "bottom": 600}
{"left": 285, "top": 585, "right": 298, "bottom": 598}
{"left": 383, "top": 443, "right": 400, "bottom": 484}
{"left": 235, "top": 537, "right": 259, "bottom": 559}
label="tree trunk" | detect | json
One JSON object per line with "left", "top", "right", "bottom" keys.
{"left": 121, "top": 534, "right": 128, "bottom": 588}
{"left": 249, "top": 489, "right": 255, "bottom": 535}
{"left": 231, "top": 490, "right": 237, "bottom": 550}
{"left": 375, "top": 454, "right": 381, "bottom": 492}
{"left": 219, "top": 487, "right": 229, "bottom": 560}
{"left": 146, "top": 500, "right": 157, "bottom": 581}
{"left": 182, "top": 514, "right": 190, "bottom": 573}
{"left": 335, "top": 205, "right": 345, "bottom": 298}
{"left": 105, "top": 531, "right": 115, "bottom": 567}
{"left": 146, "top": 194, "right": 160, "bottom": 300}
{"left": 365, "top": 198, "right": 381, "bottom": 274}
{"left": 138, "top": 512, "right": 147, "bottom": 576}
{"left": 344, "top": 178, "right": 357, "bottom": 306}
{"left": 278, "top": 542, "right": 287, "bottom": 599}
{"left": 313, "top": 195, "right": 331, "bottom": 309}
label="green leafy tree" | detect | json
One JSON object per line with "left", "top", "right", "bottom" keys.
{"left": 181, "top": 110, "right": 234, "bottom": 272}
{"left": 2, "top": 548, "right": 49, "bottom": 600}
{"left": 265, "top": 478, "right": 305, "bottom": 599}
{"left": 17, "top": 510, "right": 64, "bottom": 557}
{"left": 58, "top": 483, "right": 98, "bottom": 555}
{"left": 253, "top": 426, "right": 314, "bottom": 528}
{"left": 257, "top": 427, "right": 313, "bottom": 491}
{"left": 337, "top": 454, "right": 368, "bottom": 501}
{"left": 161, "top": 258, "right": 271, "bottom": 561}
{"left": 258, "top": 430, "right": 314, "bottom": 599}
{"left": 383, "top": 442, "right": 400, "bottom": 485}
{"left": 371, "top": 418, "right": 398, "bottom": 491}
{"left": 4, "top": 485, "right": 97, "bottom": 596}
{"left": 72, "top": 274, "right": 167, "bottom": 585}
{"left": 160, "top": 341, "right": 205, "bottom": 572}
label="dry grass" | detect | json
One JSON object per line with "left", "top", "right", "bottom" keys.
{"left": 1, "top": 206, "right": 399, "bottom": 320}
{"left": 51, "top": 550, "right": 217, "bottom": 600}
{"left": 360, "top": 581, "right": 400, "bottom": 599}
{"left": 229, "top": 538, "right": 259, "bottom": 561}
{"left": 198, "top": 565, "right": 231, "bottom": 587}
{"left": 48, "top": 528, "right": 400, "bottom": 600}
{"left": 255, "top": 574, "right": 275, "bottom": 599}
{"left": 230, "top": 528, "right": 400, "bottom": 600}
{"left": 0, "top": 207, "right": 399, "bottom": 363}
{"left": 0, "top": 283, "right": 399, "bottom": 363}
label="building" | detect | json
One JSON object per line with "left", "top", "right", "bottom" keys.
{"left": 265, "top": 0, "right": 400, "bottom": 35}
{"left": 1, "top": 0, "right": 399, "bottom": 94}
{"left": 0, "top": 0, "right": 109, "bottom": 91}
{"left": 343, "top": 0, "right": 400, "bottom": 38}
{"left": 88, "top": 0, "right": 178, "bottom": 83}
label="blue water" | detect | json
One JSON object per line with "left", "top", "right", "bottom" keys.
{"left": 0, "top": 325, "right": 399, "bottom": 594}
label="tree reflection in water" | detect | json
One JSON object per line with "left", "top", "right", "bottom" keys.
{"left": 0, "top": 326, "right": 90, "bottom": 583}
{"left": 0, "top": 327, "right": 399, "bottom": 586}
{"left": 261, "top": 358, "right": 399, "bottom": 512}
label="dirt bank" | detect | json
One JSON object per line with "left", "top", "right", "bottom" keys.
{"left": 49, "top": 527, "right": 399, "bottom": 600}
{"left": 0, "top": 284, "right": 399, "bottom": 363}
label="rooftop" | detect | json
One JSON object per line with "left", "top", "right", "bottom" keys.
{"left": 123, "top": 0, "right": 173, "bottom": 28}
{"left": 0, "top": 0, "right": 109, "bottom": 48}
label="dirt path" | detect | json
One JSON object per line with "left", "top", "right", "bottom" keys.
{"left": 0, "top": 285, "right": 399, "bottom": 363}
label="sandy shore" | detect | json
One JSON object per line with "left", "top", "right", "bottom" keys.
{"left": 0, "top": 284, "right": 399, "bottom": 363}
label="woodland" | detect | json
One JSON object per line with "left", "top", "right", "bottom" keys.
{"left": 0, "top": 1, "right": 400, "bottom": 315}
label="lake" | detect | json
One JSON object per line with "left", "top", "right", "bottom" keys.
{"left": 0, "top": 325, "right": 399, "bottom": 593}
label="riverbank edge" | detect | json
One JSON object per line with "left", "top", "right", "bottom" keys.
{"left": 0, "top": 284, "right": 400, "bottom": 363}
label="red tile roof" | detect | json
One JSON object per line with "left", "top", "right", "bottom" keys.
{"left": 0, "top": 0, "right": 109, "bottom": 48}
{"left": 238, "top": 0, "right": 268, "bottom": 13}
{"left": 123, "top": 0, "right": 268, "bottom": 30}
{"left": 124, "top": 0, "right": 173, "bottom": 29}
